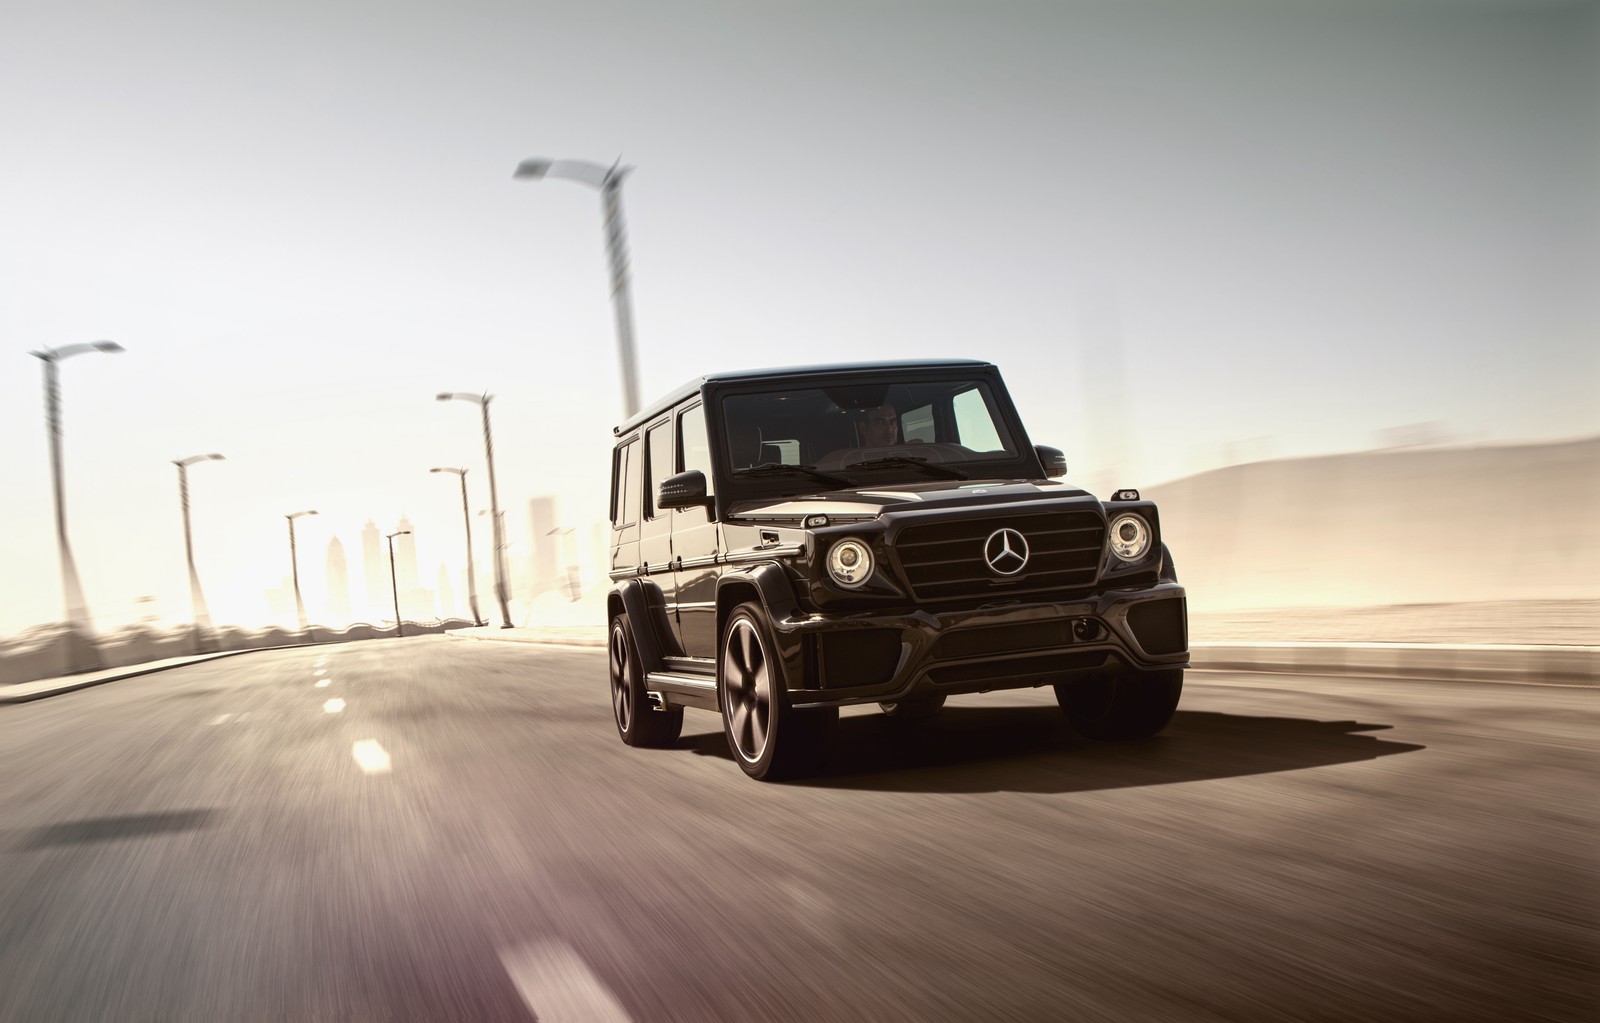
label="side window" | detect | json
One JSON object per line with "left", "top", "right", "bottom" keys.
{"left": 646, "top": 420, "right": 674, "bottom": 519}
{"left": 615, "top": 439, "right": 641, "bottom": 526}
{"left": 901, "top": 403, "right": 936, "bottom": 444}
{"left": 952, "top": 387, "right": 1004, "bottom": 453}
{"left": 679, "top": 404, "right": 714, "bottom": 497}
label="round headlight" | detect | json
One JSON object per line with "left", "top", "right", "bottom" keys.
{"left": 1108, "top": 513, "right": 1152, "bottom": 562}
{"left": 827, "top": 538, "right": 874, "bottom": 588}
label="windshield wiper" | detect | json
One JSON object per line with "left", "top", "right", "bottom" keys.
{"left": 844, "top": 456, "right": 968, "bottom": 480}
{"left": 733, "top": 463, "right": 856, "bottom": 488}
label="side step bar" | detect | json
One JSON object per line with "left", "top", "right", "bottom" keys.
{"left": 645, "top": 671, "right": 719, "bottom": 714}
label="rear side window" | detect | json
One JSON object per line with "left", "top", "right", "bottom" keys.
{"left": 646, "top": 420, "right": 674, "bottom": 518}
{"left": 614, "top": 439, "right": 641, "bottom": 526}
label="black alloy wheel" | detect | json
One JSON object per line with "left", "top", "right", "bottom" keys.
{"left": 609, "top": 613, "right": 683, "bottom": 748}
{"left": 720, "top": 602, "right": 834, "bottom": 781}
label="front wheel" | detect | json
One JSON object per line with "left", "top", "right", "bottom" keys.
{"left": 1056, "top": 667, "right": 1183, "bottom": 740}
{"left": 720, "top": 603, "right": 834, "bottom": 781}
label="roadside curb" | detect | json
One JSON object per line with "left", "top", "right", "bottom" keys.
{"left": 1190, "top": 642, "right": 1599, "bottom": 686}
{"left": 0, "top": 646, "right": 298, "bottom": 705}
{"left": 444, "top": 626, "right": 606, "bottom": 648}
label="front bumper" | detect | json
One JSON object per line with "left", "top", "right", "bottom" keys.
{"left": 773, "top": 583, "right": 1189, "bottom": 709}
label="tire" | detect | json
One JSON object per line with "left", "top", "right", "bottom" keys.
{"left": 720, "top": 602, "right": 834, "bottom": 781}
{"left": 878, "top": 694, "right": 946, "bottom": 720}
{"left": 1056, "top": 667, "right": 1183, "bottom": 740}
{"left": 609, "top": 613, "right": 683, "bottom": 748}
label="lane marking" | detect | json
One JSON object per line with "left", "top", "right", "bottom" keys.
{"left": 499, "top": 941, "right": 630, "bottom": 1022}
{"left": 209, "top": 713, "right": 232, "bottom": 725}
{"left": 314, "top": 668, "right": 327, "bottom": 677}
{"left": 323, "top": 698, "right": 346, "bottom": 714}
{"left": 315, "top": 679, "right": 331, "bottom": 688}
{"left": 352, "top": 740, "right": 391, "bottom": 774}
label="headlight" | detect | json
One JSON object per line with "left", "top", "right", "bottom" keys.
{"left": 1108, "top": 513, "right": 1152, "bottom": 562}
{"left": 826, "top": 538, "right": 874, "bottom": 588}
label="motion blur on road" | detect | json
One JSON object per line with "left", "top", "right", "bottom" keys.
{"left": 2, "top": 638, "right": 1593, "bottom": 1021}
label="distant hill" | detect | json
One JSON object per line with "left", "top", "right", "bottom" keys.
{"left": 1143, "top": 435, "right": 1600, "bottom": 612}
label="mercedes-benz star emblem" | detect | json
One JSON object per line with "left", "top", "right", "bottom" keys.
{"left": 983, "top": 528, "right": 1030, "bottom": 576}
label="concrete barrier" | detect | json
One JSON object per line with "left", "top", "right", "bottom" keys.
{"left": 1190, "top": 642, "right": 1599, "bottom": 685}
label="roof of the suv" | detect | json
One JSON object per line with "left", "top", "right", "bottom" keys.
{"left": 614, "top": 359, "right": 994, "bottom": 435}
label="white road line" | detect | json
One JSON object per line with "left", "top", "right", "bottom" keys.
{"left": 352, "top": 740, "right": 391, "bottom": 774}
{"left": 499, "top": 942, "right": 630, "bottom": 1023}
{"left": 314, "top": 668, "right": 327, "bottom": 676}
{"left": 323, "top": 698, "right": 346, "bottom": 713}
{"left": 209, "top": 713, "right": 232, "bottom": 725}
{"left": 315, "top": 679, "right": 331, "bottom": 688}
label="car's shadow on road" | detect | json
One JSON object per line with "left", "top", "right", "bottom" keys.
{"left": 683, "top": 706, "right": 1424, "bottom": 793}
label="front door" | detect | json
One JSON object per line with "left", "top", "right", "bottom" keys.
{"left": 670, "top": 402, "right": 719, "bottom": 659}
{"left": 639, "top": 418, "right": 681, "bottom": 657}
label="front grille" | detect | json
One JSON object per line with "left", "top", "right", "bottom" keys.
{"left": 894, "top": 510, "right": 1105, "bottom": 602}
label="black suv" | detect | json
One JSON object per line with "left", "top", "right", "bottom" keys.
{"left": 607, "top": 360, "right": 1188, "bottom": 780}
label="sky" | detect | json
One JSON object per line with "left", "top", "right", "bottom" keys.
{"left": 0, "top": 0, "right": 1595, "bottom": 635}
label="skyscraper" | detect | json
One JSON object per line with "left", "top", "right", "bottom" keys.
{"left": 325, "top": 536, "right": 352, "bottom": 625}
{"left": 527, "top": 496, "right": 558, "bottom": 596}
{"left": 361, "top": 519, "right": 384, "bottom": 621}
{"left": 396, "top": 515, "right": 420, "bottom": 594}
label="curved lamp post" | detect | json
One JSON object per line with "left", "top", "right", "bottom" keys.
{"left": 437, "top": 393, "right": 512, "bottom": 628}
{"left": 386, "top": 529, "right": 412, "bottom": 637}
{"left": 284, "top": 509, "right": 318, "bottom": 639}
{"left": 513, "top": 157, "right": 642, "bottom": 419}
{"left": 430, "top": 467, "right": 483, "bottom": 626}
{"left": 30, "top": 340, "right": 124, "bottom": 673}
{"left": 174, "top": 452, "right": 224, "bottom": 653}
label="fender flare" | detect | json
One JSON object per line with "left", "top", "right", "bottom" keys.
{"left": 715, "top": 561, "right": 799, "bottom": 628}
{"left": 610, "top": 577, "right": 677, "bottom": 674}
{"left": 716, "top": 562, "right": 805, "bottom": 690}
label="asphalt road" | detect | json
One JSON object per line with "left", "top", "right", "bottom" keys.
{"left": 1, "top": 638, "right": 1594, "bottom": 1022}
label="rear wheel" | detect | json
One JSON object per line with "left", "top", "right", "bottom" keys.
{"left": 1056, "top": 667, "right": 1182, "bottom": 740}
{"left": 609, "top": 613, "right": 683, "bottom": 748}
{"left": 720, "top": 603, "right": 833, "bottom": 780}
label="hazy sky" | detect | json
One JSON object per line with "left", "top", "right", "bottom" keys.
{"left": 1, "top": 0, "right": 1595, "bottom": 634}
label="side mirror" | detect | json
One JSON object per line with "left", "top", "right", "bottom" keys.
{"left": 658, "top": 469, "right": 711, "bottom": 510}
{"left": 1035, "top": 445, "right": 1068, "bottom": 479}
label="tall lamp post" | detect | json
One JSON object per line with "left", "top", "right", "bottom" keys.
{"left": 284, "top": 509, "right": 318, "bottom": 639}
{"left": 386, "top": 529, "right": 411, "bottom": 637}
{"left": 30, "top": 340, "right": 124, "bottom": 673}
{"left": 437, "top": 392, "right": 512, "bottom": 628}
{"left": 430, "top": 467, "right": 483, "bottom": 626}
{"left": 513, "top": 157, "right": 643, "bottom": 419}
{"left": 174, "top": 453, "right": 225, "bottom": 653}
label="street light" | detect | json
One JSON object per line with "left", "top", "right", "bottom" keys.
{"left": 513, "top": 156, "right": 643, "bottom": 419}
{"left": 437, "top": 392, "right": 512, "bottom": 628}
{"left": 174, "top": 452, "right": 225, "bottom": 653}
{"left": 429, "top": 467, "right": 484, "bottom": 627}
{"left": 29, "top": 339, "right": 124, "bottom": 673}
{"left": 284, "top": 509, "right": 318, "bottom": 639}
{"left": 386, "top": 529, "right": 411, "bottom": 638}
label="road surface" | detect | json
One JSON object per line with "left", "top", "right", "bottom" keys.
{"left": 1, "top": 638, "right": 1593, "bottom": 1021}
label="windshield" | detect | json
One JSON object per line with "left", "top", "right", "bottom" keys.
{"left": 719, "top": 376, "right": 1022, "bottom": 495}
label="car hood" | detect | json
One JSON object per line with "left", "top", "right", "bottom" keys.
{"left": 727, "top": 478, "right": 1098, "bottom": 519}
